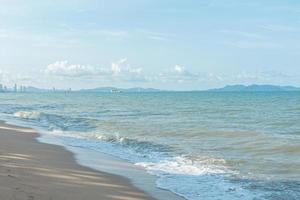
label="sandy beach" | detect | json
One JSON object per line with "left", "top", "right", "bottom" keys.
{"left": 0, "top": 121, "right": 156, "bottom": 200}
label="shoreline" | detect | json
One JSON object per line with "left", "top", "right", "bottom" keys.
{"left": 37, "top": 127, "right": 185, "bottom": 200}
{"left": 0, "top": 121, "right": 159, "bottom": 200}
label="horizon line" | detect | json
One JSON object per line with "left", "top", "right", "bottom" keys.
{"left": 1, "top": 83, "right": 300, "bottom": 92}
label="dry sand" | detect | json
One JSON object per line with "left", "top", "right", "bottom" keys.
{"left": 0, "top": 121, "right": 156, "bottom": 200}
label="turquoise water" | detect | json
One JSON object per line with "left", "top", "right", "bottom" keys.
{"left": 0, "top": 92, "right": 299, "bottom": 199}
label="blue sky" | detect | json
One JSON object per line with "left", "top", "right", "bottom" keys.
{"left": 0, "top": 0, "right": 300, "bottom": 90}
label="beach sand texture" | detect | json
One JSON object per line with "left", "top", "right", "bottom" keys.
{"left": 0, "top": 122, "right": 155, "bottom": 200}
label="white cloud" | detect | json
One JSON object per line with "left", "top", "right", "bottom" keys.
{"left": 45, "top": 61, "right": 98, "bottom": 77}
{"left": 207, "top": 73, "right": 224, "bottom": 81}
{"left": 0, "top": 69, "right": 36, "bottom": 87}
{"left": 45, "top": 59, "right": 147, "bottom": 82}
{"left": 110, "top": 58, "right": 145, "bottom": 82}
{"left": 158, "top": 65, "right": 201, "bottom": 83}
{"left": 111, "top": 58, "right": 143, "bottom": 75}
{"left": 174, "top": 65, "right": 185, "bottom": 74}
{"left": 111, "top": 58, "right": 128, "bottom": 75}
{"left": 111, "top": 63, "right": 121, "bottom": 75}
{"left": 234, "top": 70, "right": 293, "bottom": 83}
{"left": 41, "top": 60, "right": 299, "bottom": 88}
{"left": 0, "top": 29, "right": 10, "bottom": 38}
{"left": 0, "top": 70, "right": 9, "bottom": 83}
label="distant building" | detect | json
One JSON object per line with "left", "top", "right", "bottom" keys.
{"left": 19, "top": 85, "right": 27, "bottom": 93}
{"left": 0, "top": 84, "right": 10, "bottom": 93}
{"left": 14, "top": 84, "right": 17, "bottom": 92}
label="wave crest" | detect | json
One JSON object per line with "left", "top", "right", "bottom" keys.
{"left": 14, "top": 111, "right": 41, "bottom": 119}
{"left": 136, "top": 156, "right": 229, "bottom": 176}
{"left": 13, "top": 111, "right": 95, "bottom": 132}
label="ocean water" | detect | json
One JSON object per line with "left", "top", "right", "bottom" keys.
{"left": 0, "top": 92, "right": 299, "bottom": 200}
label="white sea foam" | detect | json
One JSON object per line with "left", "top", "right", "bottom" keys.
{"left": 14, "top": 111, "right": 41, "bottom": 119}
{"left": 136, "top": 156, "right": 228, "bottom": 176}
{"left": 134, "top": 157, "right": 257, "bottom": 200}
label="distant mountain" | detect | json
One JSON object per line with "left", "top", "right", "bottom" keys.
{"left": 25, "top": 87, "right": 52, "bottom": 93}
{"left": 25, "top": 87, "right": 70, "bottom": 93}
{"left": 124, "top": 87, "right": 161, "bottom": 92}
{"left": 80, "top": 87, "right": 118, "bottom": 93}
{"left": 0, "top": 85, "right": 162, "bottom": 93}
{"left": 79, "top": 87, "right": 161, "bottom": 93}
{"left": 208, "top": 84, "right": 300, "bottom": 92}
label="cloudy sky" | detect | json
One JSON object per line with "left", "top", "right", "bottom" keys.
{"left": 0, "top": 0, "right": 300, "bottom": 90}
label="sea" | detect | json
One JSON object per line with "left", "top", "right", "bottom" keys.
{"left": 0, "top": 91, "right": 299, "bottom": 200}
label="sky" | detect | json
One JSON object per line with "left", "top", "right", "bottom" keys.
{"left": 0, "top": 0, "right": 300, "bottom": 90}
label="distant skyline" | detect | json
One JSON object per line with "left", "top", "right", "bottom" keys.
{"left": 0, "top": 0, "right": 300, "bottom": 90}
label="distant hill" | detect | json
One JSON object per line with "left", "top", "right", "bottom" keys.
{"left": 124, "top": 87, "right": 161, "bottom": 92}
{"left": 0, "top": 85, "right": 162, "bottom": 93}
{"left": 208, "top": 84, "right": 300, "bottom": 92}
{"left": 25, "top": 87, "right": 70, "bottom": 93}
{"left": 79, "top": 87, "right": 161, "bottom": 93}
{"left": 79, "top": 87, "right": 118, "bottom": 93}
{"left": 25, "top": 87, "right": 52, "bottom": 93}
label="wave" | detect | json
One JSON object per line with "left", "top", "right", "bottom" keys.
{"left": 44, "top": 129, "right": 173, "bottom": 162}
{"left": 14, "top": 111, "right": 42, "bottom": 119}
{"left": 42, "top": 128, "right": 228, "bottom": 173}
{"left": 13, "top": 111, "right": 95, "bottom": 132}
{"left": 44, "top": 129, "right": 259, "bottom": 200}
{"left": 136, "top": 156, "right": 229, "bottom": 176}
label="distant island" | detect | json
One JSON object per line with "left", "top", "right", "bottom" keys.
{"left": 208, "top": 84, "right": 300, "bottom": 92}
{"left": 79, "top": 87, "right": 161, "bottom": 93}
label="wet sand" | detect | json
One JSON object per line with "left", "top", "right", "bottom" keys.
{"left": 0, "top": 121, "right": 156, "bottom": 200}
